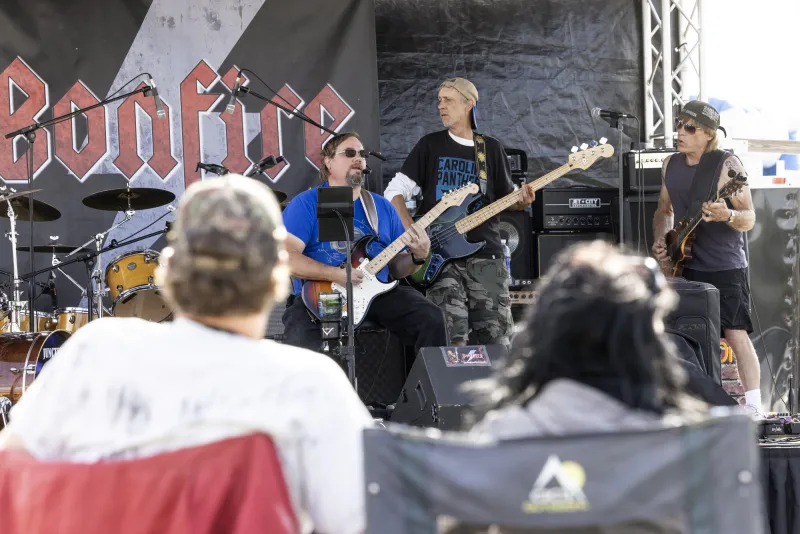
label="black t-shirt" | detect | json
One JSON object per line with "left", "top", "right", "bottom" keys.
{"left": 400, "top": 130, "right": 515, "bottom": 255}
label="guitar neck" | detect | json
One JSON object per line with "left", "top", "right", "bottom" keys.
{"left": 454, "top": 164, "right": 572, "bottom": 234}
{"left": 365, "top": 198, "right": 454, "bottom": 275}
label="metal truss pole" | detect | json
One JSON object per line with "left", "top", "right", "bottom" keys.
{"left": 642, "top": 0, "right": 704, "bottom": 148}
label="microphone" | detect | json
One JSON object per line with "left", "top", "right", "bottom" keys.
{"left": 48, "top": 271, "right": 57, "bottom": 311}
{"left": 226, "top": 74, "right": 242, "bottom": 115}
{"left": 591, "top": 107, "right": 635, "bottom": 121}
{"left": 366, "top": 150, "right": 387, "bottom": 162}
{"left": 196, "top": 162, "right": 230, "bottom": 176}
{"left": 245, "top": 155, "right": 285, "bottom": 177}
{"left": 148, "top": 77, "right": 166, "bottom": 120}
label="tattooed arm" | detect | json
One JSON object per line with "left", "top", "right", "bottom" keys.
{"left": 716, "top": 156, "right": 755, "bottom": 232}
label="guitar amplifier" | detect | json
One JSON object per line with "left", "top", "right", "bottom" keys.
{"left": 623, "top": 150, "right": 677, "bottom": 193}
{"left": 531, "top": 187, "right": 616, "bottom": 232}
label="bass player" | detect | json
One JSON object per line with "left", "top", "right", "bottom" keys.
{"left": 384, "top": 77, "right": 534, "bottom": 349}
{"left": 652, "top": 100, "right": 760, "bottom": 415}
{"left": 281, "top": 131, "right": 448, "bottom": 355}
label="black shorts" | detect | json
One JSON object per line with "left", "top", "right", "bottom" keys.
{"left": 682, "top": 267, "right": 753, "bottom": 334}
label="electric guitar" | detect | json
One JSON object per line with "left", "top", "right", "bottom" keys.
{"left": 661, "top": 173, "right": 748, "bottom": 277}
{"left": 408, "top": 141, "right": 615, "bottom": 288}
{"left": 301, "top": 183, "right": 479, "bottom": 327}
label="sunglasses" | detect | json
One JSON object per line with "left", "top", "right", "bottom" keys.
{"left": 675, "top": 119, "right": 699, "bottom": 134}
{"left": 335, "top": 148, "right": 367, "bottom": 159}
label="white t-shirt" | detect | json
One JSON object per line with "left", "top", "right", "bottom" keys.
{"left": 6, "top": 317, "right": 373, "bottom": 534}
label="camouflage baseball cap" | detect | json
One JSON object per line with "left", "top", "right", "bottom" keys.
{"left": 166, "top": 174, "right": 286, "bottom": 274}
{"left": 679, "top": 100, "right": 722, "bottom": 132}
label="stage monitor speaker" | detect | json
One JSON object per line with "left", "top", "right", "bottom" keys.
{"left": 496, "top": 211, "right": 535, "bottom": 288}
{"left": 391, "top": 345, "right": 507, "bottom": 430}
{"left": 611, "top": 193, "right": 659, "bottom": 255}
{"left": 535, "top": 232, "right": 614, "bottom": 277}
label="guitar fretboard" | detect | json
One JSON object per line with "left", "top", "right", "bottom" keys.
{"left": 454, "top": 162, "right": 574, "bottom": 234}
{"left": 365, "top": 198, "right": 456, "bottom": 276}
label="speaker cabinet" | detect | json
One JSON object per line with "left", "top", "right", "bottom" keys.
{"left": 391, "top": 345, "right": 507, "bottom": 430}
{"left": 495, "top": 211, "right": 534, "bottom": 287}
{"left": 611, "top": 193, "right": 660, "bottom": 255}
{"left": 535, "top": 232, "right": 614, "bottom": 277}
{"left": 353, "top": 323, "right": 409, "bottom": 407}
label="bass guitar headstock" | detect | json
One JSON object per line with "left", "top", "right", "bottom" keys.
{"left": 439, "top": 182, "right": 480, "bottom": 208}
{"left": 567, "top": 138, "right": 615, "bottom": 170}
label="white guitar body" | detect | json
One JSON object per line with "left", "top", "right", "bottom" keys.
{"left": 331, "top": 260, "right": 398, "bottom": 327}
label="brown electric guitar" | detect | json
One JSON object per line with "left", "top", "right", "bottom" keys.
{"left": 661, "top": 173, "right": 747, "bottom": 277}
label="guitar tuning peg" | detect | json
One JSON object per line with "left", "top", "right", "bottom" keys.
{"left": 589, "top": 140, "right": 598, "bottom": 147}
{"left": 570, "top": 146, "right": 579, "bottom": 153}
{"left": 580, "top": 143, "right": 588, "bottom": 150}
{"left": 599, "top": 137, "right": 608, "bottom": 144}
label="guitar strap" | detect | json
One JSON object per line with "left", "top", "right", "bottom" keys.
{"left": 360, "top": 188, "right": 380, "bottom": 235}
{"left": 473, "top": 132, "right": 489, "bottom": 195}
{"left": 687, "top": 149, "right": 730, "bottom": 215}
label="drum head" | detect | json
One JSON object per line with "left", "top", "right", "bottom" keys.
{"left": 34, "top": 330, "right": 71, "bottom": 377}
{"left": 113, "top": 287, "right": 172, "bottom": 322}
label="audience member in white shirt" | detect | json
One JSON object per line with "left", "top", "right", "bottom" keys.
{"left": 0, "top": 175, "right": 373, "bottom": 534}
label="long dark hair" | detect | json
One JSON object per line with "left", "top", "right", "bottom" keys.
{"left": 476, "top": 240, "right": 698, "bottom": 416}
{"left": 319, "top": 131, "right": 360, "bottom": 182}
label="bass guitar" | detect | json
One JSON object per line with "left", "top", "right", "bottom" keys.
{"left": 661, "top": 172, "right": 748, "bottom": 277}
{"left": 301, "top": 183, "right": 479, "bottom": 327}
{"left": 409, "top": 141, "right": 615, "bottom": 288}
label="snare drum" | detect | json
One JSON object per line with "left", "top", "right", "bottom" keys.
{"left": 105, "top": 250, "right": 172, "bottom": 322}
{"left": 0, "top": 311, "right": 54, "bottom": 333}
{"left": 54, "top": 307, "right": 89, "bottom": 334}
{"left": 0, "top": 330, "right": 70, "bottom": 403}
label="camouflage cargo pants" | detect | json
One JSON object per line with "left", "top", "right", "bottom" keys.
{"left": 426, "top": 257, "right": 513, "bottom": 348}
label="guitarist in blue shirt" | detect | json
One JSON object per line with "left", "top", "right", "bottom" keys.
{"left": 385, "top": 78, "right": 534, "bottom": 349}
{"left": 281, "top": 132, "right": 448, "bottom": 355}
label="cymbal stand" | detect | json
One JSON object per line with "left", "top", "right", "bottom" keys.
{"left": 48, "top": 250, "right": 112, "bottom": 315}
{"left": 2, "top": 188, "right": 26, "bottom": 332}
{"left": 66, "top": 206, "right": 135, "bottom": 320}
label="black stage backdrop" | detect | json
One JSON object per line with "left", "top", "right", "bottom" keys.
{"left": 0, "top": 0, "right": 380, "bottom": 311}
{"left": 376, "top": 0, "right": 643, "bottom": 188}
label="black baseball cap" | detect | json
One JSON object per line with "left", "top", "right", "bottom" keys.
{"left": 679, "top": 100, "right": 726, "bottom": 135}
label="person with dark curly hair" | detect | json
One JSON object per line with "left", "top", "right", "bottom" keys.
{"left": 471, "top": 240, "right": 706, "bottom": 439}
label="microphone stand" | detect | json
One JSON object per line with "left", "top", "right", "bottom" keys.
{"left": 616, "top": 117, "right": 625, "bottom": 245}
{"left": 4, "top": 82, "right": 156, "bottom": 331}
{"left": 334, "top": 211, "right": 356, "bottom": 386}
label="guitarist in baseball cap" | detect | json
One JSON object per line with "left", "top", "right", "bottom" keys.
{"left": 652, "top": 100, "right": 761, "bottom": 416}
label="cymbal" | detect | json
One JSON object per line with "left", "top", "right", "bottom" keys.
{"left": 0, "top": 196, "right": 61, "bottom": 221}
{"left": 0, "top": 189, "right": 42, "bottom": 203}
{"left": 16, "top": 242, "right": 92, "bottom": 254}
{"left": 82, "top": 188, "right": 176, "bottom": 211}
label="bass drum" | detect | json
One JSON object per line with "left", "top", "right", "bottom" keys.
{"left": 0, "top": 330, "right": 71, "bottom": 404}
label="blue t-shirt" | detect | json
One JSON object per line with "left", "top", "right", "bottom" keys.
{"left": 282, "top": 185, "right": 407, "bottom": 294}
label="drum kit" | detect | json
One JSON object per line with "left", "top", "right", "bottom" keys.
{"left": 0, "top": 184, "right": 177, "bottom": 423}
